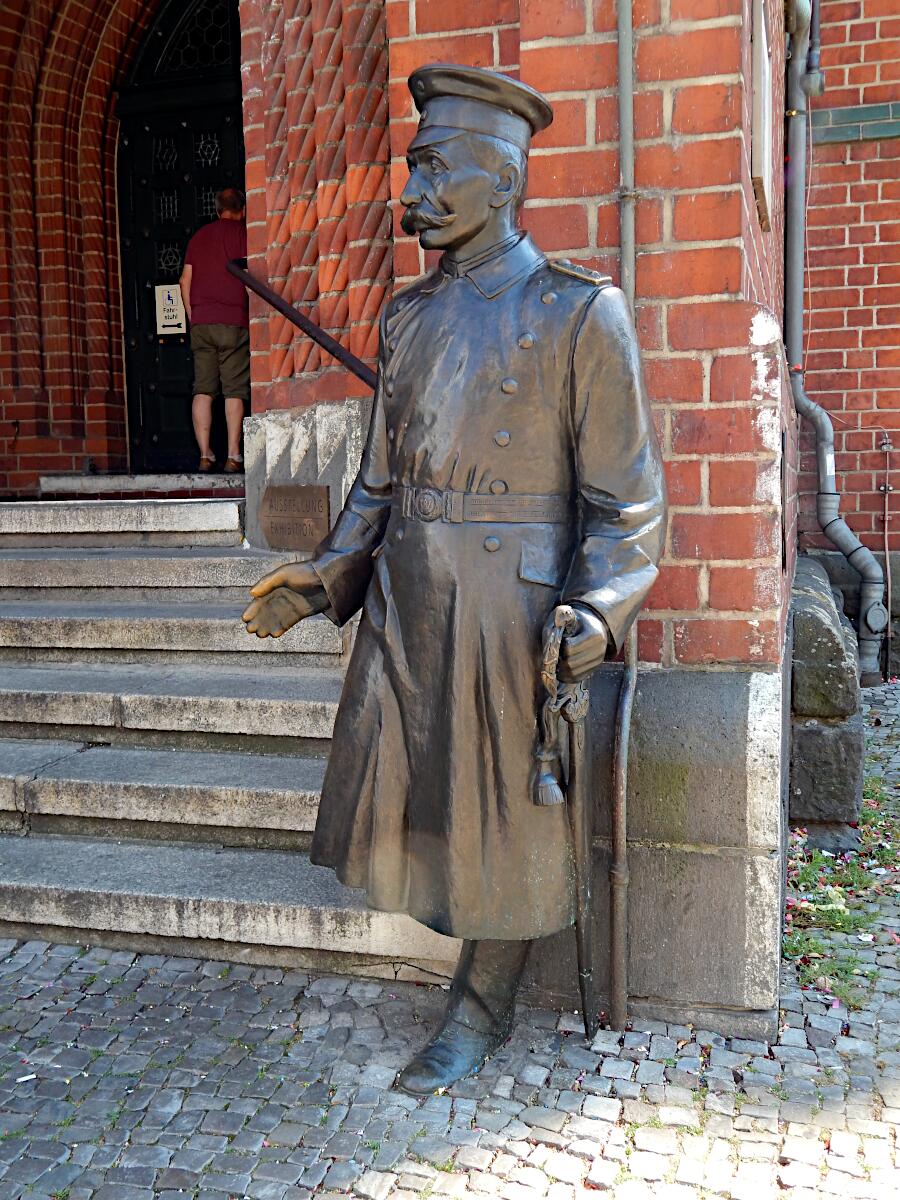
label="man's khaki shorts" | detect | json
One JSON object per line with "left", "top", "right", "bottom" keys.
{"left": 190, "top": 323, "right": 250, "bottom": 402}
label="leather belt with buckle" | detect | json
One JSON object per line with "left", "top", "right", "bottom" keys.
{"left": 396, "top": 486, "right": 569, "bottom": 524}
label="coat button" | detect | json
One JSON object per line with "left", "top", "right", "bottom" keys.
{"left": 490, "top": 479, "right": 508, "bottom": 495}
{"left": 517, "top": 332, "right": 536, "bottom": 348}
{"left": 385, "top": 381, "right": 395, "bottom": 396}
{"left": 483, "top": 536, "right": 501, "bottom": 552}
{"left": 395, "top": 527, "right": 404, "bottom": 542}
{"left": 541, "top": 291, "right": 557, "bottom": 305}
{"left": 388, "top": 338, "right": 397, "bottom": 351}
{"left": 388, "top": 428, "right": 395, "bottom": 441}
{"left": 500, "top": 378, "right": 518, "bottom": 395}
{"left": 494, "top": 431, "right": 511, "bottom": 447}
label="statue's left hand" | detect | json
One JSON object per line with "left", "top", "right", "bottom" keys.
{"left": 558, "top": 605, "right": 609, "bottom": 682}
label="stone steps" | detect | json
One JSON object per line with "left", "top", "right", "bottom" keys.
{"left": 0, "top": 499, "right": 452, "bottom": 980}
{"left": 0, "top": 833, "right": 458, "bottom": 974}
{"left": 0, "top": 661, "right": 342, "bottom": 748}
{"left": 0, "top": 601, "right": 345, "bottom": 666}
{"left": 0, "top": 737, "right": 324, "bottom": 844}
{"left": 0, "top": 546, "right": 292, "bottom": 602}
{"left": 0, "top": 499, "right": 244, "bottom": 547}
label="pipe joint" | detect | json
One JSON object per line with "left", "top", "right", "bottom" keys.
{"left": 863, "top": 601, "right": 889, "bottom": 635}
{"left": 803, "top": 69, "right": 826, "bottom": 96}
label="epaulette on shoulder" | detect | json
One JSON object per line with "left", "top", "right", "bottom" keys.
{"left": 548, "top": 259, "right": 614, "bottom": 288}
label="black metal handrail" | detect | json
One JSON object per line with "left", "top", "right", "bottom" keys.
{"left": 226, "top": 259, "right": 377, "bottom": 391}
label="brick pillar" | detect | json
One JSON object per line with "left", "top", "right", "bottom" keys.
{"left": 629, "top": 0, "right": 790, "bottom": 666}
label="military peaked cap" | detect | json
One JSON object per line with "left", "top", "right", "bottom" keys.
{"left": 408, "top": 64, "right": 553, "bottom": 154}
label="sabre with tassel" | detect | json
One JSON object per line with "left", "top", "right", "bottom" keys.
{"left": 532, "top": 604, "right": 598, "bottom": 1039}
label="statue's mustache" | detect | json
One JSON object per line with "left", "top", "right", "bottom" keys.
{"left": 401, "top": 204, "right": 457, "bottom": 233}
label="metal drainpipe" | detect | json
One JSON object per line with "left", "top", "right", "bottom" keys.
{"left": 785, "top": 0, "right": 888, "bottom": 685}
{"left": 609, "top": 0, "right": 637, "bottom": 1033}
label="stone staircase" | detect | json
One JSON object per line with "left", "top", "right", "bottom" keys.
{"left": 0, "top": 498, "right": 458, "bottom": 979}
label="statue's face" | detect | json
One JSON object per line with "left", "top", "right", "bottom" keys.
{"left": 400, "top": 136, "right": 512, "bottom": 252}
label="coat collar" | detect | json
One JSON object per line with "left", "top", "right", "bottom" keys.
{"left": 440, "top": 233, "right": 545, "bottom": 300}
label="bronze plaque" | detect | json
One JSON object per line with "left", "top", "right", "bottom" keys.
{"left": 260, "top": 485, "right": 330, "bottom": 551}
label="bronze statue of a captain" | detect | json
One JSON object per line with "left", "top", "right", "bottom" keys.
{"left": 243, "top": 63, "right": 667, "bottom": 1093}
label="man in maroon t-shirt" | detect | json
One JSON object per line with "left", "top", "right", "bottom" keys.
{"left": 179, "top": 187, "right": 249, "bottom": 472}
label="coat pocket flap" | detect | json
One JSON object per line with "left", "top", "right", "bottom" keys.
{"left": 518, "top": 541, "right": 563, "bottom": 588}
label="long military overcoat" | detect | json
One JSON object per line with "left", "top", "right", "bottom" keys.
{"left": 309, "top": 233, "right": 666, "bottom": 941}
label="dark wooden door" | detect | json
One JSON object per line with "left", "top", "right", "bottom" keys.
{"left": 117, "top": 0, "right": 244, "bottom": 473}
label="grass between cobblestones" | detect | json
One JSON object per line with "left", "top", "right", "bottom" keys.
{"left": 784, "top": 774, "right": 900, "bottom": 1009}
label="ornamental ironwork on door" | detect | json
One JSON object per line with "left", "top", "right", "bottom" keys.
{"left": 117, "top": 0, "right": 245, "bottom": 473}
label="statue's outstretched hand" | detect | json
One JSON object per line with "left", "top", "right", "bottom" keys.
{"left": 242, "top": 561, "right": 326, "bottom": 638}
{"left": 557, "top": 605, "right": 609, "bottom": 683}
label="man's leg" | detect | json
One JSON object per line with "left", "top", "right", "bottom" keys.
{"left": 224, "top": 396, "right": 245, "bottom": 464}
{"left": 220, "top": 327, "right": 250, "bottom": 468}
{"left": 397, "top": 938, "right": 531, "bottom": 1094}
{"left": 190, "top": 325, "right": 219, "bottom": 467}
{"left": 191, "top": 394, "right": 214, "bottom": 463}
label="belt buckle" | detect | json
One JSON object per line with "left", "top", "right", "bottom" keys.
{"left": 414, "top": 487, "right": 442, "bottom": 521}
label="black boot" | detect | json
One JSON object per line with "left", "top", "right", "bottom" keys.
{"left": 397, "top": 939, "right": 530, "bottom": 1094}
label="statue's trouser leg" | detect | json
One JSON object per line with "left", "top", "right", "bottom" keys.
{"left": 397, "top": 938, "right": 531, "bottom": 1094}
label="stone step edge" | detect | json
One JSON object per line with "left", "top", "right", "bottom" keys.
{"left": 0, "top": 547, "right": 304, "bottom": 591}
{"left": 39, "top": 473, "right": 246, "bottom": 496}
{"left": 0, "top": 609, "right": 344, "bottom": 657}
{"left": 0, "top": 835, "right": 460, "bottom": 964}
{"left": 0, "top": 739, "right": 326, "bottom": 832}
{"left": 0, "top": 499, "right": 243, "bottom": 536}
{"left": 0, "top": 665, "right": 343, "bottom": 739}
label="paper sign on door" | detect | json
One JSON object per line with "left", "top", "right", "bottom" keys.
{"left": 155, "top": 284, "right": 187, "bottom": 335}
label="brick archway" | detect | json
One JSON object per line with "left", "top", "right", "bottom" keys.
{"left": 0, "top": 0, "right": 393, "bottom": 493}
{"left": 0, "top": 0, "right": 154, "bottom": 493}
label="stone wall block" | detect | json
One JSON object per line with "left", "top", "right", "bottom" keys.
{"left": 588, "top": 668, "right": 783, "bottom": 852}
{"left": 791, "top": 558, "right": 860, "bottom": 718}
{"left": 790, "top": 710, "right": 865, "bottom": 826}
{"left": 527, "top": 844, "right": 781, "bottom": 1036}
{"left": 524, "top": 667, "right": 784, "bottom": 1036}
{"left": 243, "top": 402, "right": 370, "bottom": 548}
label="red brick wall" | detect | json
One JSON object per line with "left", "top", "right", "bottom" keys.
{"left": 811, "top": 0, "right": 898, "bottom": 108}
{"left": 0, "top": 0, "right": 150, "bottom": 495}
{"left": 803, "top": 1, "right": 900, "bottom": 553}
{"left": 385, "top": 0, "right": 790, "bottom": 668}
{"left": 239, "top": 0, "right": 392, "bottom": 412}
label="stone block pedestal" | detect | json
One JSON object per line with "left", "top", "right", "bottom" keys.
{"left": 243, "top": 402, "right": 371, "bottom": 551}
{"left": 789, "top": 559, "right": 864, "bottom": 851}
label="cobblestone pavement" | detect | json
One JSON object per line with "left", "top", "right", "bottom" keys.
{"left": 1, "top": 687, "right": 898, "bottom": 1200}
